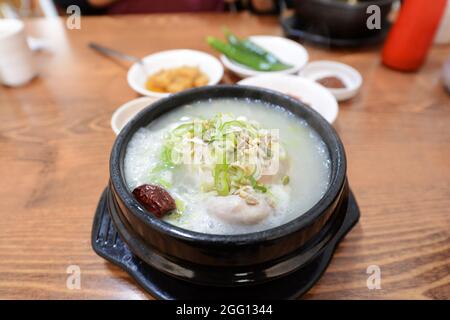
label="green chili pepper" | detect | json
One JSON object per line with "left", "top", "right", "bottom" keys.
{"left": 223, "top": 28, "right": 276, "bottom": 63}
{"left": 207, "top": 37, "right": 273, "bottom": 71}
{"left": 223, "top": 28, "right": 292, "bottom": 70}
{"left": 223, "top": 27, "right": 241, "bottom": 46}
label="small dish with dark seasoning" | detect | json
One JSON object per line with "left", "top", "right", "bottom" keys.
{"left": 316, "top": 75, "right": 347, "bottom": 89}
{"left": 300, "top": 60, "right": 362, "bottom": 101}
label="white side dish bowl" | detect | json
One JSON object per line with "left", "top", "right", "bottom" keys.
{"left": 111, "top": 96, "right": 159, "bottom": 135}
{"left": 221, "top": 36, "right": 309, "bottom": 78}
{"left": 127, "top": 49, "right": 224, "bottom": 97}
{"left": 238, "top": 74, "right": 339, "bottom": 124}
{"left": 299, "top": 60, "right": 362, "bottom": 101}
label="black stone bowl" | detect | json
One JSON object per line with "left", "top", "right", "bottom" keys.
{"left": 292, "top": 0, "right": 395, "bottom": 40}
{"left": 108, "top": 85, "right": 347, "bottom": 287}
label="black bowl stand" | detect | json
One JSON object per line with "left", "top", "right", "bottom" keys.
{"left": 92, "top": 187, "right": 360, "bottom": 300}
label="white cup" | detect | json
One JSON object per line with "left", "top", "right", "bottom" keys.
{"left": 0, "top": 19, "right": 36, "bottom": 87}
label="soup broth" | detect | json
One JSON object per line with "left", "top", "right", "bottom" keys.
{"left": 124, "top": 98, "right": 331, "bottom": 235}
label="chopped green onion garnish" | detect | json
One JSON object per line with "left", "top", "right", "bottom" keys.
{"left": 214, "top": 164, "right": 230, "bottom": 196}
{"left": 173, "top": 122, "right": 194, "bottom": 136}
{"left": 249, "top": 176, "right": 267, "bottom": 193}
{"left": 175, "top": 198, "right": 185, "bottom": 214}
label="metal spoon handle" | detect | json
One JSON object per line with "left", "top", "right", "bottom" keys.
{"left": 88, "top": 42, "right": 142, "bottom": 64}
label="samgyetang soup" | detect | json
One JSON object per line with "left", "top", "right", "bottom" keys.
{"left": 124, "top": 98, "right": 331, "bottom": 235}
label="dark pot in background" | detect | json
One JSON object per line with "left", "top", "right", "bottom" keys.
{"left": 443, "top": 55, "right": 450, "bottom": 94}
{"left": 108, "top": 85, "right": 348, "bottom": 286}
{"left": 292, "top": 0, "right": 395, "bottom": 40}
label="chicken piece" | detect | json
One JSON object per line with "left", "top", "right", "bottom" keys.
{"left": 259, "top": 157, "right": 290, "bottom": 185}
{"left": 205, "top": 195, "right": 273, "bottom": 225}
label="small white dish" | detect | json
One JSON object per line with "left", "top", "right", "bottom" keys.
{"left": 127, "top": 49, "right": 224, "bottom": 97}
{"left": 238, "top": 74, "right": 338, "bottom": 124}
{"left": 111, "top": 97, "right": 159, "bottom": 135}
{"left": 221, "top": 36, "right": 308, "bottom": 78}
{"left": 299, "top": 60, "right": 362, "bottom": 101}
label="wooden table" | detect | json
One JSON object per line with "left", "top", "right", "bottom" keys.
{"left": 0, "top": 13, "right": 449, "bottom": 300}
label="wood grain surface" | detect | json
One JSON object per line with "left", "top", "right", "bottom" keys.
{"left": 0, "top": 13, "right": 449, "bottom": 300}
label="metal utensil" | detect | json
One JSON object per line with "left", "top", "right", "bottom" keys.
{"left": 88, "top": 42, "right": 145, "bottom": 67}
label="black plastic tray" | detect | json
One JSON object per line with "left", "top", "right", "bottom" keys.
{"left": 91, "top": 188, "right": 359, "bottom": 299}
